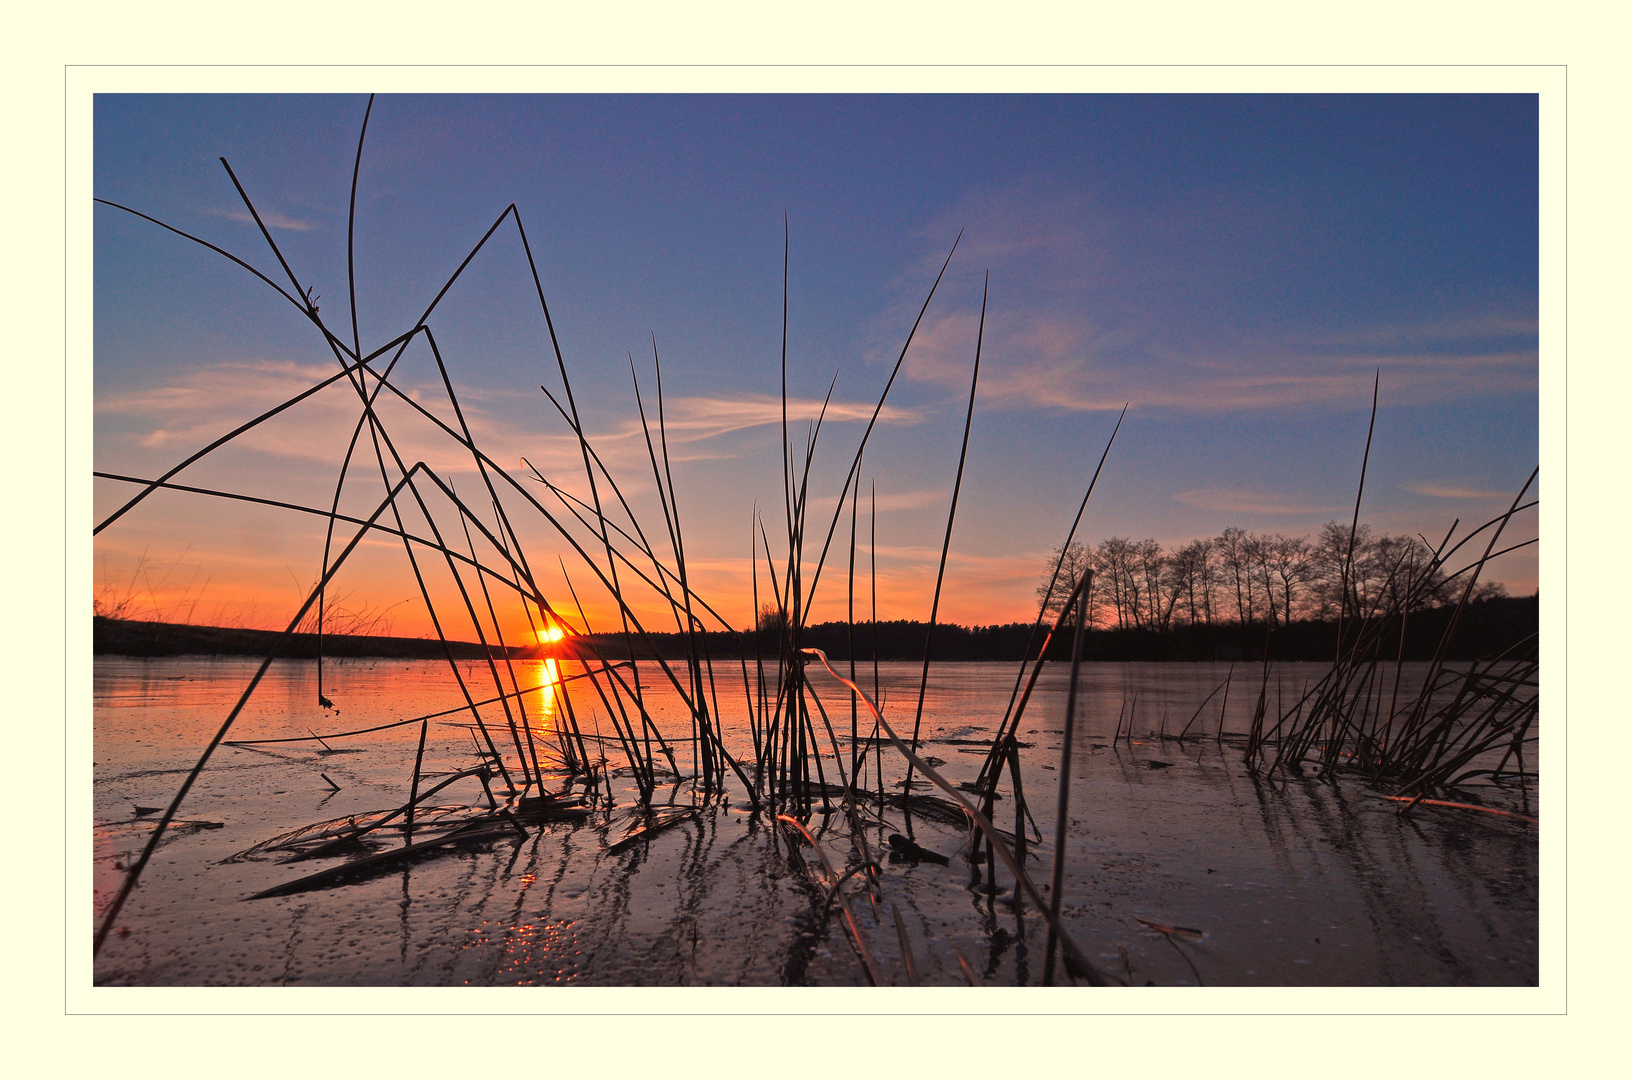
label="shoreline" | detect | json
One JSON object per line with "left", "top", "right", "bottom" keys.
{"left": 94, "top": 596, "right": 1539, "bottom": 664}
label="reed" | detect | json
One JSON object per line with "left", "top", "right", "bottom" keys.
{"left": 1043, "top": 583, "right": 1090, "bottom": 985}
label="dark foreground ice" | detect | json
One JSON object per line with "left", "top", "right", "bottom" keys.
{"left": 93, "top": 657, "right": 1537, "bottom": 986}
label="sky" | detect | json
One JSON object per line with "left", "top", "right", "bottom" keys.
{"left": 92, "top": 93, "right": 1539, "bottom": 639}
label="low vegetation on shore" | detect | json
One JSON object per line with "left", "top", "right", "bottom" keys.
{"left": 96, "top": 590, "right": 1536, "bottom": 665}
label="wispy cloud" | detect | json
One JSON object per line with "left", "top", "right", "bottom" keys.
{"left": 604, "top": 393, "right": 920, "bottom": 445}
{"left": 1174, "top": 487, "right": 1339, "bottom": 516}
{"left": 1299, "top": 314, "right": 1540, "bottom": 351}
{"left": 95, "top": 362, "right": 928, "bottom": 537}
{"left": 864, "top": 178, "right": 1537, "bottom": 416}
{"left": 1406, "top": 483, "right": 1512, "bottom": 500}
{"left": 777, "top": 487, "right": 951, "bottom": 520}
{"left": 899, "top": 311, "right": 1535, "bottom": 413}
{"left": 210, "top": 206, "right": 317, "bottom": 232}
{"left": 97, "top": 359, "right": 336, "bottom": 415}
{"left": 96, "top": 359, "right": 592, "bottom": 481}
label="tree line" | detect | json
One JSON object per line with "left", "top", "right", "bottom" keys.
{"left": 1039, "top": 521, "right": 1512, "bottom": 634}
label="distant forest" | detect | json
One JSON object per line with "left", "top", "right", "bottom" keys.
{"left": 95, "top": 597, "right": 1534, "bottom": 665}
{"left": 713, "top": 519, "right": 1538, "bottom": 663}
{"left": 94, "top": 594, "right": 1536, "bottom": 664}
{"left": 575, "top": 594, "right": 1536, "bottom": 664}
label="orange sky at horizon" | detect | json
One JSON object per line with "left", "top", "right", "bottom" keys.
{"left": 93, "top": 492, "right": 1540, "bottom": 642}
{"left": 91, "top": 519, "right": 1065, "bottom": 640}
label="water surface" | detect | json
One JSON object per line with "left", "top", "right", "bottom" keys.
{"left": 93, "top": 656, "right": 1537, "bottom": 986}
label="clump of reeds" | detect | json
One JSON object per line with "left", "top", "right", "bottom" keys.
{"left": 1243, "top": 377, "right": 1539, "bottom": 808}
{"left": 93, "top": 94, "right": 744, "bottom": 951}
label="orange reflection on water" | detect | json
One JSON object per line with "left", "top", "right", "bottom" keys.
{"left": 531, "top": 625, "right": 568, "bottom": 732}
{"left": 528, "top": 657, "right": 568, "bottom": 733}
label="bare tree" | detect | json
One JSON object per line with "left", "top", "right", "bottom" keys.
{"left": 1097, "top": 537, "right": 1142, "bottom": 629}
{"left": 1155, "top": 550, "right": 1189, "bottom": 631}
{"left": 1167, "top": 539, "right": 1211, "bottom": 626}
{"left": 1036, "top": 540, "right": 1093, "bottom": 623}
{"left": 1244, "top": 532, "right": 1278, "bottom": 629}
{"left": 1132, "top": 538, "right": 1165, "bottom": 629}
{"left": 1265, "top": 534, "right": 1312, "bottom": 625}
{"left": 1307, "top": 521, "right": 1359, "bottom": 620}
{"left": 1192, "top": 538, "right": 1218, "bottom": 626}
{"left": 1217, "top": 527, "right": 1257, "bottom": 625}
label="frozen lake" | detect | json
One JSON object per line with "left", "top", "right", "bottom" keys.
{"left": 93, "top": 655, "right": 1538, "bottom": 986}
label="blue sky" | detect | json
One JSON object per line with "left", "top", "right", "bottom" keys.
{"left": 93, "top": 93, "right": 1538, "bottom": 631}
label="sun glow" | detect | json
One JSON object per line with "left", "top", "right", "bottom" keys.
{"left": 532, "top": 623, "right": 567, "bottom": 728}
{"left": 526, "top": 657, "right": 564, "bottom": 730}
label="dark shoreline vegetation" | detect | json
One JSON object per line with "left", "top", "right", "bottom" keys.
{"left": 96, "top": 592, "right": 1538, "bottom": 664}
{"left": 93, "top": 97, "right": 1538, "bottom": 985}
{"left": 94, "top": 615, "right": 529, "bottom": 661}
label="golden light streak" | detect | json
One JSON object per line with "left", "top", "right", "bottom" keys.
{"left": 530, "top": 624, "right": 568, "bottom": 729}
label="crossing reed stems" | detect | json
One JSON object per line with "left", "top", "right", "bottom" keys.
{"left": 1044, "top": 585, "right": 1090, "bottom": 985}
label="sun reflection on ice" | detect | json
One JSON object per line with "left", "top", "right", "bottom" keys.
{"left": 532, "top": 625, "right": 567, "bottom": 730}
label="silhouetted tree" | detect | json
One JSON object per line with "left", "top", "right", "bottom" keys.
{"left": 1167, "top": 538, "right": 1215, "bottom": 627}
{"left": 1036, "top": 540, "right": 1092, "bottom": 624}
{"left": 1096, "top": 537, "right": 1141, "bottom": 629}
{"left": 1217, "top": 527, "right": 1255, "bottom": 625}
{"left": 1035, "top": 519, "right": 1519, "bottom": 639}
{"left": 1266, "top": 534, "right": 1312, "bottom": 626}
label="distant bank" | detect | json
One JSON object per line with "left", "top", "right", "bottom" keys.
{"left": 95, "top": 595, "right": 1535, "bottom": 664}
{"left": 93, "top": 617, "right": 531, "bottom": 661}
